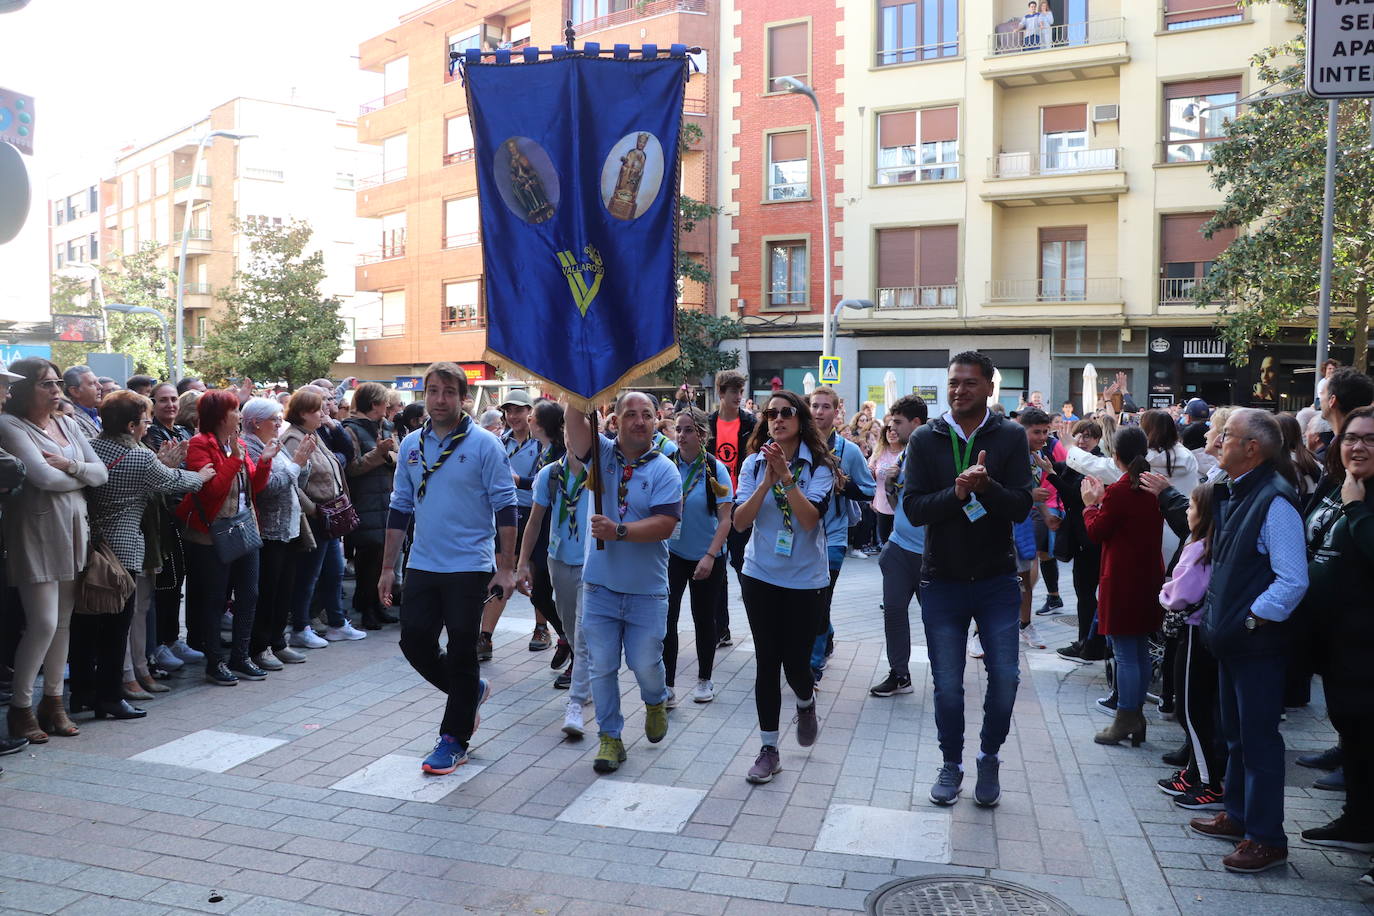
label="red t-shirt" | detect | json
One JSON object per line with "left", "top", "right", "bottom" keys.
{"left": 716, "top": 417, "right": 741, "bottom": 487}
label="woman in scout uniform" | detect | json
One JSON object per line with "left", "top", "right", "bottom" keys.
{"left": 665, "top": 407, "right": 733, "bottom": 706}
{"left": 732, "top": 390, "right": 837, "bottom": 784}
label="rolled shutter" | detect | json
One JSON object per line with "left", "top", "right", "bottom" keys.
{"left": 1042, "top": 104, "right": 1087, "bottom": 134}
{"left": 918, "top": 226, "right": 958, "bottom": 287}
{"left": 920, "top": 107, "right": 959, "bottom": 143}
{"left": 1040, "top": 226, "right": 1087, "bottom": 244}
{"left": 1164, "top": 0, "right": 1240, "bottom": 27}
{"left": 1164, "top": 76, "right": 1242, "bottom": 99}
{"left": 768, "top": 22, "right": 808, "bottom": 84}
{"left": 877, "top": 228, "right": 917, "bottom": 289}
{"left": 879, "top": 111, "right": 917, "bottom": 148}
{"left": 769, "top": 131, "right": 808, "bottom": 163}
{"left": 1162, "top": 213, "right": 1236, "bottom": 262}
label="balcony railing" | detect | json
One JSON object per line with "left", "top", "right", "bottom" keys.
{"left": 355, "top": 324, "right": 406, "bottom": 340}
{"left": 988, "top": 147, "right": 1122, "bottom": 178}
{"left": 357, "top": 167, "right": 408, "bottom": 190}
{"left": 877, "top": 286, "right": 958, "bottom": 310}
{"left": 357, "top": 244, "right": 406, "bottom": 266}
{"left": 876, "top": 158, "right": 962, "bottom": 186}
{"left": 172, "top": 174, "right": 212, "bottom": 190}
{"left": 441, "top": 309, "right": 486, "bottom": 332}
{"left": 987, "top": 17, "right": 1125, "bottom": 56}
{"left": 766, "top": 181, "right": 809, "bottom": 201}
{"left": 186, "top": 228, "right": 211, "bottom": 241}
{"left": 443, "top": 148, "right": 475, "bottom": 167}
{"left": 243, "top": 167, "right": 285, "bottom": 182}
{"left": 572, "top": 0, "right": 707, "bottom": 37}
{"left": 182, "top": 282, "right": 212, "bottom": 295}
{"left": 1160, "top": 278, "right": 1230, "bottom": 304}
{"left": 359, "top": 89, "right": 407, "bottom": 115}
{"left": 444, "top": 232, "right": 479, "bottom": 249}
{"left": 875, "top": 38, "right": 959, "bottom": 68}
{"left": 987, "top": 277, "right": 1122, "bottom": 303}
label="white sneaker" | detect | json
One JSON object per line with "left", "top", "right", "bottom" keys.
{"left": 289, "top": 628, "right": 329, "bottom": 649}
{"left": 665, "top": 687, "right": 679, "bottom": 709}
{"left": 170, "top": 639, "right": 204, "bottom": 663}
{"left": 152, "top": 645, "right": 184, "bottom": 671}
{"left": 562, "top": 700, "right": 585, "bottom": 738}
{"left": 968, "top": 633, "right": 985, "bottom": 659}
{"left": 1020, "top": 622, "right": 1047, "bottom": 649}
{"left": 324, "top": 622, "right": 368, "bottom": 642}
{"left": 848, "top": 548, "right": 867, "bottom": 559}
{"left": 692, "top": 680, "right": 715, "bottom": 703}
{"left": 251, "top": 650, "right": 285, "bottom": 671}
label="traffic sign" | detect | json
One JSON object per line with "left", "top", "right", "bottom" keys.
{"left": 819, "top": 356, "right": 841, "bottom": 384}
{"left": 1307, "top": 0, "right": 1374, "bottom": 98}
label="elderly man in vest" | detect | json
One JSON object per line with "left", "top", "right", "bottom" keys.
{"left": 1189, "top": 408, "right": 1308, "bottom": 873}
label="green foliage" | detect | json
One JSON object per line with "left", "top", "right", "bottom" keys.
{"left": 199, "top": 218, "right": 344, "bottom": 389}
{"left": 49, "top": 275, "right": 97, "bottom": 371}
{"left": 1196, "top": 0, "right": 1371, "bottom": 371}
{"left": 49, "top": 243, "right": 176, "bottom": 377}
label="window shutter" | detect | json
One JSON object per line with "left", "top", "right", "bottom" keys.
{"left": 1042, "top": 104, "right": 1087, "bottom": 134}
{"left": 1039, "top": 226, "right": 1087, "bottom": 244}
{"left": 877, "top": 228, "right": 917, "bottom": 289}
{"left": 918, "top": 226, "right": 959, "bottom": 287}
{"left": 1164, "top": 0, "right": 1240, "bottom": 27}
{"left": 769, "top": 131, "right": 808, "bottom": 163}
{"left": 1162, "top": 213, "right": 1236, "bottom": 262}
{"left": 768, "top": 22, "right": 808, "bottom": 84}
{"left": 1164, "top": 76, "right": 1242, "bottom": 99}
{"left": 878, "top": 111, "right": 917, "bottom": 148}
{"left": 920, "top": 107, "right": 959, "bottom": 143}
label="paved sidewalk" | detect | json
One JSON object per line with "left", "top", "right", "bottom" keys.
{"left": 0, "top": 557, "right": 1369, "bottom": 915}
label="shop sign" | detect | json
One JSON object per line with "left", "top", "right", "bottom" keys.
{"left": 1150, "top": 337, "right": 1171, "bottom": 354}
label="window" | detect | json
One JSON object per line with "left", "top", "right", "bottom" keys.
{"left": 1164, "top": 0, "right": 1243, "bottom": 31}
{"left": 509, "top": 21, "right": 531, "bottom": 47}
{"left": 54, "top": 244, "right": 65, "bottom": 269}
{"left": 875, "top": 226, "right": 958, "bottom": 308}
{"left": 381, "top": 211, "right": 406, "bottom": 259}
{"left": 381, "top": 133, "right": 408, "bottom": 182}
{"left": 380, "top": 289, "right": 406, "bottom": 335}
{"left": 54, "top": 202, "right": 64, "bottom": 225}
{"left": 89, "top": 233, "right": 99, "bottom": 261}
{"left": 1040, "top": 226, "right": 1087, "bottom": 301}
{"left": 88, "top": 186, "right": 99, "bottom": 212}
{"left": 1164, "top": 77, "right": 1241, "bottom": 163}
{"left": 766, "top": 22, "right": 808, "bottom": 91}
{"left": 568, "top": 0, "right": 635, "bottom": 25}
{"left": 121, "top": 226, "right": 136, "bottom": 253}
{"left": 444, "top": 115, "right": 474, "bottom": 165}
{"left": 196, "top": 316, "right": 207, "bottom": 339}
{"left": 120, "top": 173, "right": 135, "bottom": 209}
{"left": 877, "top": 0, "right": 958, "bottom": 67}
{"left": 444, "top": 197, "right": 480, "bottom": 248}
{"left": 442, "top": 279, "right": 484, "bottom": 331}
{"left": 383, "top": 56, "right": 408, "bottom": 98}
{"left": 154, "top": 208, "right": 166, "bottom": 245}
{"left": 1160, "top": 213, "right": 1236, "bottom": 301}
{"left": 766, "top": 131, "right": 809, "bottom": 200}
{"left": 138, "top": 166, "right": 152, "bottom": 202}
{"left": 876, "top": 107, "right": 958, "bottom": 184}
{"left": 766, "top": 240, "right": 808, "bottom": 307}
{"left": 1041, "top": 104, "right": 1088, "bottom": 172}
{"left": 68, "top": 192, "right": 87, "bottom": 220}
{"left": 154, "top": 162, "right": 169, "bottom": 197}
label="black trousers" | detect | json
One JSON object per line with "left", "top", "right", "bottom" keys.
{"left": 185, "top": 542, "right": 258, "bottom": 669}
{"left": 715, "top": 526, "right": 750, "bottom": 638}
{"left": 1071, "top": 546, "right": 1101, "bottom": 647}
{"left": 875, "top": 512, "right": 894, "bottom": 546}
{"left": 252, "top": 539, "right": 298, "bottom": 655}
{"left": 740, "top": 574, "right": 820, "bottom": 733}
{"left": 0, "top": 560, "right": 22, "bottom": 672}
{"left": 350, "top": 540, "right": 385, "bottom": 616}
{"left": 665, "top": 553, "right": 724, "bottom": 686}
{"left": 531, "top": 557, "right": 563, "bottom": 637}
{"left": 68, "top": 593, "right": 135, "bottom": 703}
{"left": 1328, "top": 689, "right": 1374, "bottom": 832}
{"left": 1179, "top": 623, "right": 1225, "bottom": 787}
{"left": 399, "top": 569, "right": 488, "bottom": 741}
{"left": 817, "top": 566, "right": 842, "bottom": 639}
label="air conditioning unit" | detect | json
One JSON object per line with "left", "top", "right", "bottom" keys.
{"left": 1092, "top": 104, "right": 1120, "bottom": 123}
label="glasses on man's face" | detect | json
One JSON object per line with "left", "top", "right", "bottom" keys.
{"left": 1217, "top": 430, "right": 1250, "bottom": 444}
{"left": 762, "top": 406, "right": 799, "bottom": 421}
{"left": 1342, "top": 433, "right": 1374, "bottom": 448}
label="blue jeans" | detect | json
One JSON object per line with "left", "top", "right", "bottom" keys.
{"left": 1219, "top": 652, "right": 1288, "bottom": 849}
{"left": 291, "top": 534, "right": 345, "bottom": 630}
{"left": 810, "top": 546, "right": 846, "bottom": 670}
{"left": 919, "top": 574, "right": 1022, "bottom": 762}
{"left": 1110, "top": 634, "right": 1151, "bottom": 712}
{"left": 581, "top": 584, "right": 669, "bottom": 738}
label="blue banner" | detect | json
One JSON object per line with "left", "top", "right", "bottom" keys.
{"left": 464, "top": 50, "right": 688, "bottom": 407}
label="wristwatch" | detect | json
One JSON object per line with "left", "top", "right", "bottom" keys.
{"left": 615, "top": 523, "right": 628, "bottom": 541}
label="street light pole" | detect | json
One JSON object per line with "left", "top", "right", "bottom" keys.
{"left": 174, "top": 130, "right": 254, "bottom": 382}
{"left": 778, "top": 77, "right": 833, "bottom": 359}
{"left": 104, "top": 303, "right": 173, "bottom": 381}
{"left": 1315, "top": 98, "right": 1338, "bottom": 404}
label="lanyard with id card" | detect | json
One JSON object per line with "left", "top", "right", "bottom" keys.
{"left": 771, "top": 457, "right": 805, "bottom": 556}
{"left": 951, "top": 429, "right": 987, "bottom": 523}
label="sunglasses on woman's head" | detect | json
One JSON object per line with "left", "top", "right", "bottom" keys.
{"left": 762, "top": 406, "right": 798, "bottom": 421}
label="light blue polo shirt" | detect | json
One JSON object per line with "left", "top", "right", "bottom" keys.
{"left": 532, "top": 460, "right": 591, "bottom": 568}
{"left": 653, "top": 431, "right": 680, "bottom": 458}
{"left": 823, "top": 431, "right": 877, "bottom": 550}
{"left": 391, "top": 419, "right": 517, "bottom": 574}
{"left": 504, "top": 432, "right": 543, "bottom": 509}
{"left": 736, "top": 441, "right": 834, "bottom": 589}
{"left": 888, "top": 450, "right": 926, "bottom": 556}
{"left": 581, "top": 434, "right": 682, "bottom": 595}
{"left": 669, "top": 452, "right": 733, "bottom": 561}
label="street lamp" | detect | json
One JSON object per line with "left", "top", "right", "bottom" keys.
{"left": 776, "top": 76, "right": 835, "bottom": 360}
{"left": 104, "top": 303, "right": 172, "bottom": 382}
{"left": 175, "top": 130, "right": 255, "bottom": 382}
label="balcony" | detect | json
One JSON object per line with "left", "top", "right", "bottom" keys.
{"left": 355, "top": 323, "right": 406, "bottom": 340}
{"left": 357, "top": 243, "right": 406, "bottom": 266}
{"left": 572, "top": 0, "right": 707, "bottom": 37}
{"left": 981, "top": 148, "right": 1126, "bottom": 206}
{"left": 876, "top": 286, "right": 959, "bottom": 311}
{"left": 359, "top": 89, "right": 407, "bottom": 115}
{"left": 440, "top": 309, "right": 486, "bottom": 333}
{"left": 176, "top": 228, "right": 213, "bottom": 256}
{"left": 981, "top": 18, "right": 1127, "bottom": 88}
{"left": 1158, "top": 278, "right": 1229, "bottom": 314}
{"left": 172, "top": 174, "right": 212, "bottom": 191}
{"left": 357, "top": 167, "right": 407, "bottom": 191}
{"left": 987, "top": 277, "right": 1123, "bottom": 305}
{"left": 173, "top": 174, "right": 212, "bottom": 205}
{"left": 181, "top": 283, "right": 214, "bottom": 308}
{"left": 444, "top": 232, "right": 479, "bottom": 249}
{"left": 443, "top": 148, "right": 475, "bottom": 167}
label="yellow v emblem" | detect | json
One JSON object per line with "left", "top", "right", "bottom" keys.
{"left": 556, "top": 245, "right": 605, "bottom": 317}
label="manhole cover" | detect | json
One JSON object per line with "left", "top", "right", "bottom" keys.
{"left": 866, "top": 876, "right": 1077, "bottom": 916}
{"left": 1047, "top": 614, "right": 1079, "bottom": 627}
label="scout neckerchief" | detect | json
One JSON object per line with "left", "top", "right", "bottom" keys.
{"left": 417, "top": 415, "right": 470, "bottom": 500}
{"left": 616, "top": 446, "right": 661, "bottom": 520}
{"left": 556, "top": 458, "right": 588, "bottom": 538}
{"left": 677, "top": 449, "right": 706, "bottom": 499}
{"left": 505, "top": 431, "right": 535, "bottom": 462}
{"left": 766, "top": 444, "right": 807, "bottom": 533}
{"left": 534, "top": 441, "right": 558, "bottom": 474}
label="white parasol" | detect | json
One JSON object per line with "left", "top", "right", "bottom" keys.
{"left": 1081, "top": 363, "right": 1098, "bottom": 415}
{"left": 802, "top": 372, "right": 816, "bottom": 395}
{"left": 883, "top": 371, "right": 898, "bottom": 411}
{"left": 989, "top": 368, "right": 1002, "bottom": 408}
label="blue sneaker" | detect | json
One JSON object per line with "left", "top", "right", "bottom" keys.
{"left": 474, "top": 677, "right": 491, "bottom": 730}
{"left": 422, "top": 735, "right": 468, "bottom": 775}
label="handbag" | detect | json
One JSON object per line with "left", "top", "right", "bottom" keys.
{"left": 194, "top": 464, "right": 262, "bottom": 564}
{"left": 77, "top": 538, "right": 136, "bottom": 615}
{"left": 316, "top": 449, "right": 359, "bottom": 539}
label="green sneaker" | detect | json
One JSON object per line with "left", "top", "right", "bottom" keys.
{"left": 645, "top": 701, "right": 668, "bottom": 744}
{"left": 593, "top": 734, "right": 626, "bottom": 774}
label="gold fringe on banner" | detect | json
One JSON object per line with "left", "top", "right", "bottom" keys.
{"left": 482, "top": 342, "right": 682, "bottom": 413}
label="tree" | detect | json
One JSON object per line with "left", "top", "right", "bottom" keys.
{"left": 199, "top": 218, "right": 345, "bottom": 389}
{"left": 48, "top": 242, "right": 176, "bottom": 377}
{"left": 1195, "top": 0, "right": 1373, "bottom": 372}
{"left": 49, "top": 275, "right": 98, "bottom": 371}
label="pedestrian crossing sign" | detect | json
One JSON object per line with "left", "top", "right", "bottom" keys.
{"left": 819, "top": 356, "right": 842, "bottom": 384}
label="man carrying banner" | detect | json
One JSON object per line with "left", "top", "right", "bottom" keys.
{"left": 566, "top": 394, "right": 681, "bottom": 774}
{"left": 379, "top": 362, "right": 516, "bottom": 775}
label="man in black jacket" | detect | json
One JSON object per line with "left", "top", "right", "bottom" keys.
{"left": 904, "top": 351, "right": 1033, "bottom": 809}
{"left": 707, "top": 370, "right": 756, "bottom": 647}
